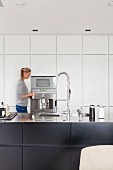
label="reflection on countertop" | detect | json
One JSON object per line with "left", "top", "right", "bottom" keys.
{"left": 0, "top": 112, "right": 112, "bottom": 123}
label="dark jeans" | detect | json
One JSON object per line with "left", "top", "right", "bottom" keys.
{"left": 16, "top": 105, "right": 28, "bottom": 113}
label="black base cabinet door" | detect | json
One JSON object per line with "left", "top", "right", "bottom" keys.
{"left": 0, "top": 147, "right": 22, "bottom": 170}
{"left": 23, "top": 147, "right": 70, "bottom": 170}
{"left": 71, "top": 147, "right": 83, "bottom": 170}
{"left": 0, "top": 123, "right": 22, "bottom": 145}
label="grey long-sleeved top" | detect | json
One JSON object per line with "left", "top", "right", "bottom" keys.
{"left": 16, "top": 80, "right": 28, "bottom": 107}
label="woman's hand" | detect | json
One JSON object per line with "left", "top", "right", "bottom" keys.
{"left": 21, "top": 92, "right": 35, "bottom": 99}
{"left": 28, "top": 92, "right": 33, "bottom": 97}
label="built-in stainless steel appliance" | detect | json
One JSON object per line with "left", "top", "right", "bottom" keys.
{"left": 31, "top": 76, "right": 57, "bottom": 114}
{"left": 31, "top": 73, "right": 71, "bottom": 121}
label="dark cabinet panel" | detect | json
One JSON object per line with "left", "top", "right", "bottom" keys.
{"left": 71, "top": 147, "right": 83, "bottom": 170}
{"left": 71, "top": 123, "right": 113, "bottom": 146}
{"left": 23, "top": 146, "right": 70, "bottom": 170}
{"left": 23, "top": 123, "right": 70, "bottom": 145}
{"left": 0, "top": 146, "right": 22, "bottom": 170}
{"left": 0, "top": 123, "right": 22, "bottom": 145}
{"left": 1, "top": 122, "right": 113, "bottom": 170}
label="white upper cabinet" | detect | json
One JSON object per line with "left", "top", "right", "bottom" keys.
{"left": 57, "top": 35, "right": 82, "bottom": 54}
{"left": 5, "top": 55, "right": 30, "bottom": 106}
{"left": 31, "top": 55, "right": 56, "bottom": 76}
{"left": 83, "top": 36, "right": 108, "bottom": 54}
{"left": 83, "top": 55, "right": 108, "bottom": 106}
{"left": 109, "top": 107, "right": 113, "bottom": 121}
{"left": 109, "top": 55, "right": 113, "bottom": 105}
{"left": 5, "top": 35, "right": 30, "bottom": 54}
{"left": 0, "top": 55, "right": 4, "bottom": 102}
{"left": 0, "top": 36, "right": 3, "bottom": 54}
{"left": 31, "top": 36, "right": 56, "bottom": 54}
{"left": 57, "top": 55, "right": 82, "bottom": 114}
{"left": 109, "top": 36, "right": 113, "bottom": 54}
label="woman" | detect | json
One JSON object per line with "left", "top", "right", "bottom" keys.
{"left": 16, "top": 67, "right": 33, "bottom": 113}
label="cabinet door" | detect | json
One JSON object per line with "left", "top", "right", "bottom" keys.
{"left": 57, "top": 35, "right": 82, "bottom": 54}
{"left": 0, "top": 147, "right": 22, "bottom": 170}
{"left": 0, "top": 123, "right": 22, "bottom": 144}
{"left": 31, "top": 55, "right": 56, "bottom": 75}
{"left": 83, "top": 55, "right": 108, "bottom": 106}
{"left": 109, "top": 107, "right": 113, "bottom": 121}
{"left": 109, "top": 36, "right": 113, "bottom": 54}
{"left": 0, "top": 55, "right": 4, "bottom": 102}
{"left": 57, "top": 55, "right": 82, "bottom": 114}
{"left": 0, "top": 36, "right": 3, "bottom": 54}
{"left": 71, "top": 147, "right": 83, "bottom": 170}
{"left": 109, "top": 55, "right": 113, "bottom": 106}
{"left": 31, "top": 35, "right": 56, "bottom": 54}
{"left": 5, "top": 35, "right": 30, "bottom": 54}
{"left": 83, "top": 35, "right": 108, "bottom": 54}
{"left": 23, "top": 147, "right": 70, "bottom": 170}
{"left": 23, "top": 123, "right": 70, "bottom": 145}
{"left": 5, "top": 55, "right": 30, "bottom": 106}
{"left": 71, "top": 123, "right": 113, "bottom": 146}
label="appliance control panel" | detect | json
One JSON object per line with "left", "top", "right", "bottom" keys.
{"left": 32, "top": 88, "right": 56, "bottom": 94}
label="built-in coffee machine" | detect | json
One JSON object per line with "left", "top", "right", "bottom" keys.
{"left": 31, "top": 76, "right": 57, "bottom": 114}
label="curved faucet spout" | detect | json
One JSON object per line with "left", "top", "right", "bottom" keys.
{"left": 57, "top": 72, "right": 71, "bottom": 121}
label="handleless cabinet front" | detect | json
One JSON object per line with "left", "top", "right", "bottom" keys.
{"left": 71, "top": 123, "right": 113, "bottom": 170}
{"left": 71, "top": 123, "right": 113, "bottom": 146}
{"left": 23, "top": 123, "right": 70, "bottom": 170}
{"left": 0, "top": 123, "right": 22, "bottom": 145}
{"left": 23, "top": 122, "right": 70, "bottom": 145}
{"left": 0, "top": 123, "right": 22, "bottom": 170}
{"left": 0, "top": 147, "right": 22, "bottom": 170}
{"left": 23, "top": 146, "right": 70, "bottom": 170}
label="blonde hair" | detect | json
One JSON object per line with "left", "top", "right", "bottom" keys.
{"left": 21, "top": 67, "right": 31, "bottom": 78}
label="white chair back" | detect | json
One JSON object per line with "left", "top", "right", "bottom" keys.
{"left": 79, "top": 145, "right": 113, "bottom": 170}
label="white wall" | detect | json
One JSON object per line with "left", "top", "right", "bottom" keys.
{"left": 57, "top": 36, "right": 82, "bottom": 114}
{"left": 82, "top": 35, "right": 109, "bottom": 117}
{"left": 109, "top": 36, "right": 113, "bottom": 120}
{"left": 0, "top": 35, "right": 113, "bottom": 118}
{"left": 0, "top": 36, "right": 4, "bottom": 103}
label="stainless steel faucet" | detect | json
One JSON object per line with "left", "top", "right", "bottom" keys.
{"left": 57, "top": 72, "right": 71, "bottom": 121}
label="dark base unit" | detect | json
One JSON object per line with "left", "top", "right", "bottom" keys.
{"left": 71, "top": 147, "right": 83, "bottom": 170}
{"left": 71, "top": 123, "right": 113, "bottom": 170}
{"left": 23, "top": 123, "right": 70, "bottom": 170}
{"left": 0, "top": 122, "right": 113, "bottom": 170}
{"left": 23, "top": 147, "right": 70, "bottom": 170}
{"left": 0, "top": 123, "right": 22, "bottom": 170}
{"left": 0, "top": 146, "right": 22, "bottom": 170}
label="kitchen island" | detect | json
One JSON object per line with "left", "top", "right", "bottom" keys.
{"left": 0, "top": 113, "right": 113, "bottom": 170}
